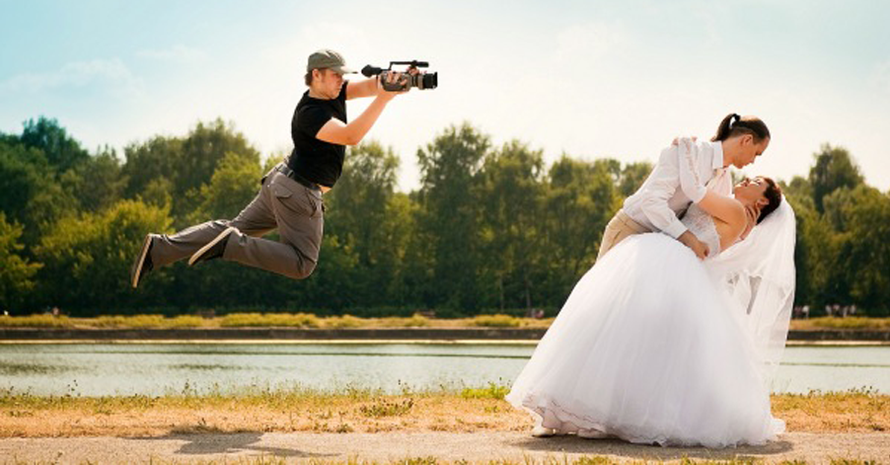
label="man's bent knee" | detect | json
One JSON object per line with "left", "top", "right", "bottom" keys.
{"left": 286, "top": 258, "right": 317, "bottom": 280}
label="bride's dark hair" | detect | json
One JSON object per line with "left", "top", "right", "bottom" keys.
{"left": 758, "top": 177, "right": 782, "bottom": 224}
{"left": 712, "top": 113, "right": 771, "bottom": 143}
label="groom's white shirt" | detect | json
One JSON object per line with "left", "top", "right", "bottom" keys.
{"left": 623, "top": 139, "right": 731, "bottom": 239}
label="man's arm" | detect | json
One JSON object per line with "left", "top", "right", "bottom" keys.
{"left": 316, "top": 93, "right": 395, "bottom": 146}
{"left": 639, "top": 145, "right": 710, "bottom": 259}
{"left": 638, "top": 146, "right": 689, "bottom": 239}
{"left": 345, "top": 78, "right": 381, "bottom": 100}
{"left": 676, "top": 137, "right": 746, "bottom": 243}
{"left": 317, "top": 73, "right": 405, "bottom": 146}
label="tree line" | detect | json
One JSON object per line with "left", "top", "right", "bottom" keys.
{"left": 1, "top": 117, "right": 887, "bottom": 317}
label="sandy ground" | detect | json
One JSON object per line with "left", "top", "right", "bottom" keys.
{"left": 1, "top": 432, "right": 888, "bottom": 464}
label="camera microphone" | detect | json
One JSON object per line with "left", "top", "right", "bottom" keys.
{"left": 361, "top": 65, "right": 383, "bottom": 77}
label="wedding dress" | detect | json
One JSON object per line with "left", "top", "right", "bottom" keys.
{"left": 506, "top": 144, "right": 796, "bottom": 447}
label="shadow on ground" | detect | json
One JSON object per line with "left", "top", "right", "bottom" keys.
{"left": 137, "top": 432, "right": 337, "bottom": 459}
{"left": 511, "top": 436, "right": 794, "bottom": 461}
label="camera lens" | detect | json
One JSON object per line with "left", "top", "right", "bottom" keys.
{"left": 421, "top": 73, "right": 437, "bottom": 90}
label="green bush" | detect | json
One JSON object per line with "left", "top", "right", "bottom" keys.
{"left": 93, "top": 315, "right": 166, "bottom": 328}
{"left": 470, "top": 314, "right": 521, "bottom": 328}
{"left": 219, "top": 312, "right": 320, "bottom": 328}
{"left": 165, "top": 315, "right": 205, "bottom": 328}
{"left": 806, "top": 317, "right": 890, "bottom": 329}
{"left": 324, "top": 315, "right": 364, "bottom": 329}
{"left": 0, "top": 315, "right": 71, "bottom": 328}
{"left": 460, "top": 382, "right": 510, "bottom": 400}
{"left": 379, "top": 314, "right": 430, "bottom": 328}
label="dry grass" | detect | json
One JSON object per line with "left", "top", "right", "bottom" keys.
{"left": 790, "top": 317, "right": 890, "bottom": 330}
{"left": 774, "top": 387, "right": 888, "bottom": 433}
{"left": 0, "top": 387, "right": 885, "bottom": 439}
{"left": 6, "top": 314, "right": 890, "bottom": 331}
{"left": 0, "top": 313, "right": 556, "bottom": 330}
{"left": 0, "top": 315, "right": 71, "bottom": 328}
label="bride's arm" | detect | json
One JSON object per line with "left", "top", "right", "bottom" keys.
{"left": 676, "top": 138, "right": 747, "bottom": 234}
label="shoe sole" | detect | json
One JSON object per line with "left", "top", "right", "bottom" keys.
{"left": 188, "top": 227, "right": 237, "bottom": 266}
{"left": 131, "top": 234, "right": 153, "bottom": 288}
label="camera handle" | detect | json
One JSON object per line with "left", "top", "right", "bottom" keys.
{"left": 379, "top": 71, "right": 409, "bottom": 92}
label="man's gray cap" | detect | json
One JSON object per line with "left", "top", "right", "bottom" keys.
{"left": 306, "top": 49, "right": 356, "bottom": 74}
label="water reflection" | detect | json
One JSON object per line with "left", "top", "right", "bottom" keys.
{"left": 0, "top": 343, "right": 887, "bottom": 397}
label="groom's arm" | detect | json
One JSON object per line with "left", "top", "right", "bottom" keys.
{"left": 638, "top": 146, "right": 711, "bottom": 259}
{"left": 638, "top": 146, "right": 689, "bottom": 239}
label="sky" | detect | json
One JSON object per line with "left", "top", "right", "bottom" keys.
{"left": 2, "top": 0, "right": 889, "bottom": 192}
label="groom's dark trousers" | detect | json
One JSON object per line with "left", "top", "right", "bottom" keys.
{"left": 149, "top": 163, "right": 324, "bottom": 279}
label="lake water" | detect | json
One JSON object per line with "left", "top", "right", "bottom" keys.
{"left": 1, "top": 343, "right": 888, "bottom": 397}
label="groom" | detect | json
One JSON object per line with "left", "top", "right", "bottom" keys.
{"left": 596, "top": 114, "right": 770, "bottom": 261}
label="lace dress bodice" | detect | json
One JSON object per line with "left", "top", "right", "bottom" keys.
{"left": 681, "top": 204, "right": 721, "bottom": 257}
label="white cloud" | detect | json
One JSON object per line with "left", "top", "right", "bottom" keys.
{"left": 0, "top": 58, "right": 144, "bottom": 99}
{"left": 137, "top": 45, "right": 208, "bottom": 63}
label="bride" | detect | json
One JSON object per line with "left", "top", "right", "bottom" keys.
{"left": 506, "top": 138, "right": 796, "bottom": 448}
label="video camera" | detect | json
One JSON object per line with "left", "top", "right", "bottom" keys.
{"left": 361, "top": 60, "right": 438, "bottom": 91}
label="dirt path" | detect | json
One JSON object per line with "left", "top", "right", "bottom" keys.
{"left": 1, "top": 432, "right": 888, "bottom": 463}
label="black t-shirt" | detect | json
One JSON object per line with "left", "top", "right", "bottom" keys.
{"left": 287, "top": 82, "right": 348, "bottom": 187}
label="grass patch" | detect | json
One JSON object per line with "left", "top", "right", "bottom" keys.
{"left": 358, "top": 398, "right": 415, "bottom": 417}
{"left": 5, "top": 313, "right": 888, "bottom": 331}
{"left": 460, "top": 382, "right": 510, "bottom": 400}
{"left": 378, "top": 314, "right": 430, "bottom": 328}
{"left": 0, "top": 386, "right": 886, "bottom": 438}
{"left": 469, "top": 314, "right": 522, "bottom": 328}
{"left": 95, "top": 315, "right": 165, "bottom": 328}
{"left": 792, "top": 317, "right": 890, "bottom": 330}
{"left": 219, "top": 312, "right": 320, "bottom": 328}
{"left": 324, "top": 315, "right": 365, "bottom": 329}
{"left": 165, "top": 315, "right": 205, "bottom": 328}
{"left": 0, "top": 313, "right": 556, "bottom": 330}
{"left": 0, "top": 315, "right": 72, "bottom": 328}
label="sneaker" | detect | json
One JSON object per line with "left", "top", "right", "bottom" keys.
{"left": 188, "top": 226, "right": 237, "bottom": 266}
{"left": 131, "top": 234, "right": 155, "bottom": 288}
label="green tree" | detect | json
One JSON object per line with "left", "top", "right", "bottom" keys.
{"left": 415, "top": 123, "right": 489, "bottom": 310}
{"left": 122, "top": 119, "right": 261, "bottom": 226}
{"left": 323, "top": 142, "right": 402, "bottom": 307}
{"left": 538, "top": 156, "right": 622, "bottom": 305}
{"left": 62, "top": 146, "right": 128, "bottom": 213}
{"left": 0, "top": 213, "right": 42, "bottom": 312}
{"left": 618, "top": 161, "right": 653, "bottom": 198}
{"left": 477, "top": 140, "right": 545, "bottom": 310}
{"left": 186, "top": 151, "right": 263, "bottom": 223}
{"left": 782, "top": 181, "right": 817, "bottom": 309}
{"left": 0, "top": 138, "right": 77, "bottom": 246}
{"left": 822, "top": 186, "right": 890, "bottom": 315}
{"left": 34, "top": 200, "right": 173, "bottom": 313}
{"left": 809, "top": 144, "right": 864, "bottom": 212}
{"left": 19, "top": 116, "right": 89, "bottom": 173}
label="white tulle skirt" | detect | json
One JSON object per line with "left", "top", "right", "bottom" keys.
{"left": 506, "top": 233, "right": 785, "bottom": 448}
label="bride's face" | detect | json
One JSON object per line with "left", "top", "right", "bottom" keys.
{"left": 733, "top": 177, "right": 769, "bottom": 206}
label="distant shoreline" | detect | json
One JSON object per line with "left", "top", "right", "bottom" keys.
{"left": 1, "top": 327, "right": 889, "bottom": 343}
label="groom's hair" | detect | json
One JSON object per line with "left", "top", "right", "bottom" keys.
{"left": 758, "top": 177, "right": 782, "bottom": 224}
{"left": 712, "top": 113, "right": 771, "bottom": 143}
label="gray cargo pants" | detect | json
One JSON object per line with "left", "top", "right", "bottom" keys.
{"left": 150, "top": 164, "right": 324, "bottom": 279}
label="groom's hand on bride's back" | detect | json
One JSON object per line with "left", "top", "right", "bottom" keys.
{"left": 678, "top": 230, "right": 710, "bottom": 260}
{"left": 671, "top": 136, "right": 697, "bottom": 146}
